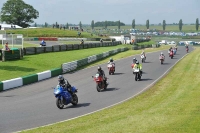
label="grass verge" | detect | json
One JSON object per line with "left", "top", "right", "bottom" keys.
{"left": 0, "top": 44, "right": 169, "bottom": 81}
{"left": 20, "top": 47, "right": 200, "bottom": 133}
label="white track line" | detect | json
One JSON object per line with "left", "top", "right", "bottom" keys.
{"left": 16, "top": 47, "right": 185, "bottom": 133}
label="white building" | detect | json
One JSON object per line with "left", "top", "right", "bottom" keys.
{"left": 0, "top": 23, "right": 22, "bottom": 30}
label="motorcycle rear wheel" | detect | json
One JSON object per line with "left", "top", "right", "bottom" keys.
{"left": 56, "top": 97, "right": 64, "bottom": 109}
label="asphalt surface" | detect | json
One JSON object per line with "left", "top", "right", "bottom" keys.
{"left": 0, "top": 46, "right": 192, "bottom": 133}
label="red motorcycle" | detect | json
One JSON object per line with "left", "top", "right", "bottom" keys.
{"left": 159, "top": 55, "right": 165, "bottom": 64}
{"left": 186, "top": 48, "right": 189, "bottom": 53}
{"left": 169, "top": 51, "right": 173, "bottom": 59}
{"left": 107, "top": 63, "right": 115, "bottom": 75}
{"left": 92, "top": 73, "right": 108, "bottom": 92}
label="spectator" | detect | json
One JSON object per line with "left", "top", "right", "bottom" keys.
{"left": 5, "top": 42, "right": 10, "bottom": 51}
{"left": 63, "top": 26, "right": 66, "bottom": 30}
{"left": 0, "top": 25, "right": 1, "bottom": 30}
{"left": 100, "top": 38, "right": 103, "bottom": 43}
{"left": 53, "top": 24, "right": 55, "bottom": 28}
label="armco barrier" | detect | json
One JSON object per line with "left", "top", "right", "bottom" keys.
{"left": 51, "top": 68, "right": 62, "bottom": 77}
{"left": 2, "top": 78, "right": 23, "bottom": 90}
{"left": 96, "top": 53, "right": 103, "bottom": 60}
{"left": 37, "top": 70, "right": 51, "bottom": 81}
{"left": 22, "top": 74, "right": 38, "bottom": 85}
{"left": 22, "top": 41, "right": 122, "bottom": 55}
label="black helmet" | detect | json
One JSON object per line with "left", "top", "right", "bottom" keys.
{"left": 58, "top": 75, "right": 64, "bottom": 81}
{"left": 136, "top": 61, "right": 139, "bottom": 64}
{"left": 133, "top": 57, "right": 136, "bottom": 60}
{"left": 97, "top": 66, "right": 101, "bottom": 71}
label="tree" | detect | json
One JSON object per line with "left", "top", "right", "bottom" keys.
{"left": 44, "top": 22, "right": 48, "bottom": 27}
{"left": 105, "top": 20, "right": 107, "bottom": 29}
{"left": 196, "top": 18, "right": 199, "bottom": 31}
{"left": 91, "top": 20, "right": 94, "bottom": 30}
{"left": 66, "top": 23, "right": 69, "bottom": 29}
{"left": 146, "top": 19, "right": 149, "bottom": 29}
{"left": 79, "top": 21, "right": 82, "bottom": 29}
{"left": 1, "top": 0, "right": 39, "bottom": 28}
{"left": 132, "top": 19, "right": 135, "bottom": 29}
{"left": 179, "top": 19, "right": 183, "bottom": 31}
{"left": 162, "top": 20, "right": 166, "bottom": 31}
{"left": 118, "top": 20, "right": 120, "bottom": 30}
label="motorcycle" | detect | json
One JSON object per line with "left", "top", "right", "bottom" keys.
{"left": 40, "top": 41, "right": 46, "bottom": 46}
{"left": 107, "top": 63, "right": 115, "bottom": 75}
{"left": 92, "top": 73, "right": 108, "bottom": 92}
{"left": 133, "top": 67, "right": 141, "bottom": 81}
{"left": 141, "top": 54, "right": 145, "bottom": 63}
{"left": 53, "top": 85, "right": 78, "bottom": 109}
{"left": 169, "top": 51, "right": 173, "bottom": 59}
{"left": 186, "top": 48, "right": 189, "bottom": 53}
{"left": 159, "top": 55, "right": 165, "bottom": 64}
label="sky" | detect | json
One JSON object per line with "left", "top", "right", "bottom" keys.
{"left": 0, "top": 0, "right": 200, "bottom": 25}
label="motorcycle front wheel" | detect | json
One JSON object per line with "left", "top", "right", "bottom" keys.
{"left": 96, "top": 83, "right": 101, "bottom": 92}
{"left": 56, "top": 97, "right": 64, "bottom": 109}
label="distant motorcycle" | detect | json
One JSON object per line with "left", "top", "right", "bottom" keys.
{"left": 40, "top": 41, "right": 46, "bottom": 46}
{"left": 169, "top": 51, "right": 173, "bottom": 59}
{"left": 133, "top": 67, "right": 141, "bottom": 81}
{"left": 186, "top": 48, "right": 189, "bottom": 53}
{"left": 107, "top": 63, "right": 115, "bottom": 75}
{"left": 53, "top": 85, "right": 78, "bottom": 109}
{"left": 159, "top": 55, "right": 165, "bottom": 64}
{"left": 141, "top": 54, "right": 145, "bottom": 63}
{"left": 92, "top": 73, "right": 108, "bottom": 92}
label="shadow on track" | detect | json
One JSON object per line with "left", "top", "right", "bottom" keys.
{"left": 66, "top": 103, "right": 91, "bottom": 109}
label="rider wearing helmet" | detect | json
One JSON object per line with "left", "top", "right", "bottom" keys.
{"left": 133, "top": 61, "right": 143, "bottom": 76}
{"left": 131, "top": 57, "right": 137, "bottom": 68}
{"left": 58, "top": 75, "right": 72, "bottom": 93}
{"left": 141, "top": 49, "right": 146, "bottom": 59}
{"left": 97, "top": 66, "right": 107, "bottom": 85}
{"left": 107, "top": 58, "right": 115, "bottom": 71}
{"left": 133, "top": 57, "right": 137, "bottom": 63}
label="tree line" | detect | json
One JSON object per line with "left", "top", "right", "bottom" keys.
{"left": 0, "top": 0, "right": 199, "bottom": 31}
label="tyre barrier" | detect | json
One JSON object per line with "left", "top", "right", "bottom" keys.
{"left": 23, "top": 41, "right": 122, "bottom": 55}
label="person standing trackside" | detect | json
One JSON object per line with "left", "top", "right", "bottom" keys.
{"left": 5, "top": 42, "right": 10, "bottom": 51}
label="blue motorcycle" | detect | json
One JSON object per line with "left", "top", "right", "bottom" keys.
{"left": 40, "top": 41, "right": 46, "bottom": 46}
{"left": 54, "top": 85, "right": 78, "bottom": 109}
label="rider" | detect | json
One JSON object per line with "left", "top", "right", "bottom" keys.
{"left": 134, "top": 61, "right": 143, "bottom": 76}
{"left": 58, "top": 75, "right": 73, "bottom": 94}
{"left": 141, "top": 49, "right": 146, "bottom": 59}
{"left": 97, "top": 66, "right": 107, "bottom": 85}
{"left": 131, "top": 57, "right": 137, "bottom": 68}
{"left": 41, "top": 39, "right": 46, "bottom": 45}
{"left": 107, "top": 58, "right": 115, "bottom": 71}
{"left": 160, "top": 52, "right": 165, "bottom": 59}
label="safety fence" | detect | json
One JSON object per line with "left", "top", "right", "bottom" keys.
{"left": 23, "top": 41, "right": 122, "bottom": 55}
{"left": 0, "top": 47, "right": 129, "bottom": 92}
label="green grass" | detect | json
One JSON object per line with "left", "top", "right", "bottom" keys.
{"left": 5, "top": 28, "right": 99, "bottom": 38}
{"left": 0, "top": 42, "right": 40, "bottom": 49}
{"left": 20, "top": 47, "right": 200, "bottom": 133}
{"left": 0, "top": 44, "right": 169, "bottom": 81}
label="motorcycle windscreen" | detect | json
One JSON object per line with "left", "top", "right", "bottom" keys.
{"left": 54, "top": 85, "right": 63, "bottom": 95}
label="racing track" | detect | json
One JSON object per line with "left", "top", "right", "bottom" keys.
{"left": 0, "top": 46, "right": 192, "bottom": 133}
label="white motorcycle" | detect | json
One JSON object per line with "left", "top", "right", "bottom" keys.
{"left": 141, "top": 54, "right": 145, "bottom": 63}
{"left": 107, "top": 63, "right": 115, "bottom": 75}
{"left": 133, "top": 67, "right": 141, "bottom": 81}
